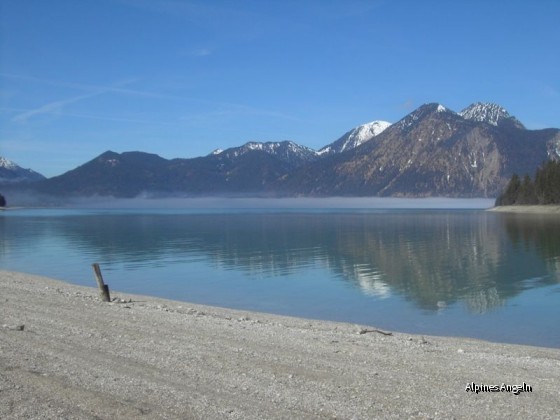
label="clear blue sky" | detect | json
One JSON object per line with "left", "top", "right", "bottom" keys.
{"left": 1, "top": 0, "right": 559, "bottom": 177}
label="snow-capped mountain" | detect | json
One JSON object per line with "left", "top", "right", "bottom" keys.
{"left": 0, "top": 156, "right": 45, "bottom": 184}
{"left": 211, "top": 141, "right": 319, "bottom": 165}
{"left": 459, "top": 102, "right": 524, "bottom": 128}
{"left": 394, "top": 103, "right": 457, "bottom": 132}
{"left": 277, "top": 102, "right": 560, "bottom": 197}
{"left": 319, "top": 121, "right": 391, "bottom": 155}
{"left": 18, "top": 101, "right": 560, "bottom": 199}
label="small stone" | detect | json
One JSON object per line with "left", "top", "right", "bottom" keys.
{"left": 2, "top": 324, "right": 25, "bottom": 331}
{"left": 457, "top": 348, "right": 464, "bottom": 353}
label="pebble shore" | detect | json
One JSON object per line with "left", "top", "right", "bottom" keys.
{"left": 1, "top": 271, "right": 559, "bottom": 419}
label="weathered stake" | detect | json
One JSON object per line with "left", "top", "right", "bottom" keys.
{"left": 92, "top": 263, "right": 111, "bottom": 302}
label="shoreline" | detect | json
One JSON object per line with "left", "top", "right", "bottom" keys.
{"left": 2, "top": 270, "right": 560, "bottom": 418}
{"left": 488, "top": 205, "right": 560, "bottom": 214}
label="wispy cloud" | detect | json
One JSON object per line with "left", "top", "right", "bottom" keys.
{"left": 541, "top": 84, "right": 558, "bottom": 97}
{"left": 6, "top": 76, "right": 145, "bottom": 123}
{"left": 180, "top": 103, "right": 300, "bottom": 125}
{"left": 3, "top": 72, "right": 299, "bottom": 125}
{"left": 189, "top": 47, "right": 214, "bottom": 57}
{"left": 13, "top": 90, "right": 105, "bottom": 123}
{"left": 400, "top": 99, "right": 415, "bottom": 111}
{"left": 1, "top": 72, "right": 205, "bottom": 105}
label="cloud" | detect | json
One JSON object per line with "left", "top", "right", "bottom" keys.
{"left": 7, "top": 77, "right": 155, "bottom": 123}
{"left": 400, "top": 99, "right": 415, "bottom": 111}
{"left": 190, "top": 48, "right": 213, "bottom": 57}
{"left": 3, "top": 73, "right": 297, "bottom": 126}
{"left": 12, "top": 90, "right": 106, "bottom": 123}
{"left": 541, "top": 84, "right": 558, "bottom": 97}
{"left": 180, "top": 103, "right": 300, "bottom": 125}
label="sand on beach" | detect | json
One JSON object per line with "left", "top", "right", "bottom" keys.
{"left": 1, "top": 271, "right": 559, "bottom": 419}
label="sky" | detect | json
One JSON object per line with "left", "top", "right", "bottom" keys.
{"left": 1, "top": 0, "right": 559, "bottom": 178}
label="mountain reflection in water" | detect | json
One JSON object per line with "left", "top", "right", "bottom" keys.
{"left": 1, "top": 208, "right": 559, "bottom": 347}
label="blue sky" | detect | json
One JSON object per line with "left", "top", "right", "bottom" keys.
{"left": 1, "top": 0, "right": 559, "bottom": 177}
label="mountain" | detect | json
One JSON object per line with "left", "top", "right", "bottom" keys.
{"left": 210, "top": 141, "right": 319, "bottom": 165}
{"left": 25, "top": 102, "right": 560, "bottom": 199}
{"left": 38, "top": 151, "right": 170, "bottom": 197}
{"left": 36, "top": 141, "right": 320, "bottom": 197}
{"left": 275, "top": 103, "right": 560, "bottom": 197}
{"left": 0, "top": 156, "right": 46, "bottom": 184}
{"left": 318, "top": 120, "right": 391, "bottom": 155}
{"left": 458, "top": 102, "right": 524, "bottom": 129}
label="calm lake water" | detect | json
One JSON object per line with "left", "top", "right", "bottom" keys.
{"left": 1, "top": 199, "right": 559, "bottom": 348}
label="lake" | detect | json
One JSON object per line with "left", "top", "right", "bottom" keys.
{"left": 1, "top": 198, "right": 559, "bottom": 348}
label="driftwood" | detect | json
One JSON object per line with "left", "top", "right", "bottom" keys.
{"left": 358, "top": 328, "right": 393, "bottom": 336}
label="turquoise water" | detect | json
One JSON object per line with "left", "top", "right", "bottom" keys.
{"left": 1, "top": 203, "right": 559, "bottom": 348}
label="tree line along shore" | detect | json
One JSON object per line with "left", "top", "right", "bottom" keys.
{"left": 495, "top": 160, "right": 560, "bottom": 207}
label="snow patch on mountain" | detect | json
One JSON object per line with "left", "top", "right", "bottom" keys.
{"left": 0, "top": 157, "right": 19, "bottom": 170}
{"left": 0, "top": 156, "right": 46, "bottom": 183}
{"left": 459, "top": 102, "right": 519, "bottom": 127}
{"left": 319, "top": 121, "right": 391, "bottom": 155}
{"left": 211, "top": 141, "right": 319, "bottom": 164}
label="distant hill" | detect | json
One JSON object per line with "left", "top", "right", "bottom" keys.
{"left": 21, "top": 102, "right": 560, "bottom": 198}
{"left": 36, "top": 142, "right": 320, "bottom": 197}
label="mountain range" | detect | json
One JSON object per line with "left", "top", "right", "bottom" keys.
{"left": 3, "top": 102, "right": 559, "bottom": 199}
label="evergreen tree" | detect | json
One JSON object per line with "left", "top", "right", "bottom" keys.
{"left": 496, "top": 173, "right": 520, "bottom": 206}
{"left": 535, "top": 160, "right": 560, "bottom": 204}
{"left": 0, "top": 193, "right": 5, "bottom": 207}
{"left": 517, "top": 174, "right": 537, "bottom": 204}
{"left": 497, "top": 160, "right": 560, "bottom": 206}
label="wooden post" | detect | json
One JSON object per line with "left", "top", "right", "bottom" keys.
{"left": 92, "top": 263, "right": 111, "bottom": 302}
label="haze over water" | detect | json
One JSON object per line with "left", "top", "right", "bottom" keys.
{"left": 1, "top": 198, "right": 559, "bottom": 348}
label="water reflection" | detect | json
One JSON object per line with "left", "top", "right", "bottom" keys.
{"left": 2, "top": 211, "right": 559, "bottom": 315}
{"left": 503, "top": 213, "right": 560, "bottom": 283}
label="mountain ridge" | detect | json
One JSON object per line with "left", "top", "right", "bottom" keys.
{"left": 0, "top": 157, "right": 46, "bottom": 184}
{"left": 8, "top": 102, "right": 560, "bottom": 199}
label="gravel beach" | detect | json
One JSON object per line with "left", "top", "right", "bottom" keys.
{"left": 1, "top": 270, "right": 559, "bottom": 419}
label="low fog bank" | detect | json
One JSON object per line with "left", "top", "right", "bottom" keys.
{"left": 0, "top": 190, "right": 65, "bottom": 208}
{"left": 39, "top": 196, "right": 495, "bottom": 210}
{"left": 1, "top": 190, "right": 495, "bottom": 210}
